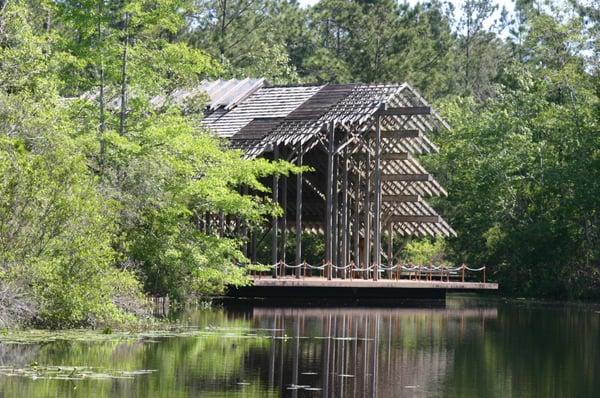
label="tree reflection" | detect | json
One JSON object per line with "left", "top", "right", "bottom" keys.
{"left": 1, "top": 297, "right": 599, "bottom": 397}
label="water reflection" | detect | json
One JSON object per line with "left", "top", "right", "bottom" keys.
{"left": 0, "top": 296, "right": 599, "bottom": 398}
{"left": 249, "top": 305, "right": 498, "bottom": 397}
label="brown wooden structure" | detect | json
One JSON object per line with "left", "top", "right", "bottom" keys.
{"left": 196, "top": 78, "right": 476, "bottom": 284}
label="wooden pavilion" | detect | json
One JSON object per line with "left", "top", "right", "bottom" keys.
{"left": 196, "top": 78, "right": 458, "bottom": 281}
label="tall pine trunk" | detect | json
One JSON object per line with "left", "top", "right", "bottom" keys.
{"left": 119, "top": 12, "right": 129, "bottom": 136}
{"left": 97, "top": 0, "right": 106, "bottom": 169}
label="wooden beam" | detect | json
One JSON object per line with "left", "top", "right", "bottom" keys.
{"left": 382, "top": 153, "right": 409, "bottom": 161}
{"left": 387, "top": 215, "right": 441, "bottom": 223}
{"left": 355, "top": 152, "right": 409, "bottom": 161}
{"left": 370, "top": 129, "right": 420, "bottom": 139}
{"left": 378, "top": 106, "right": 431, "bottom": 116}
{"left": 381, "top": 173, "right": 432, "bottom": 182}
{"left": 382, "top": 194, "right": 420, "bottom": 202}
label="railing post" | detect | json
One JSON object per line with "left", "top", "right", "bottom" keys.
{"left": 461, "top": 263, "right": 465, "bottom": 282}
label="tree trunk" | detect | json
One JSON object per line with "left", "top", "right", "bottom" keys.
{"left": 97, "top": 0, "right": 106, "bottom": 169}
{"left": 219, "top": 0, "right": 227, "bottom": 63}
{"left": 119, "top": 12, "right": 129, "bottom": 136}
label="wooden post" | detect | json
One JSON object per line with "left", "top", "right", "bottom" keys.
{"left": 281, "top": 167, "right": 288, "bottom": 267}
{"left": 373, "top": 114, "right": 382, "bottom": 281}
{"left": 332, "top": 153, "right": 339, "bottom": 275}
{"left": 218, "top": 212, "right": 225, "bottom": 237}
{"left": 387, "top": 222, "right": 393, "bottom": 279}
{"left": 241, "top": 186, "right": 249, "bottom": 257}
{"left": 295, "top": 143, "right": 303, "bottom": 279}
{"left": 353, "top": 158, "right": 361, "bottom": 268}
{"left": 364, "top": 137, "right": 371, "bottom": 279}
{"left": 341, "top": 144, "right": 349, "bottom": 279}
{"left": 250, "top": 231, "right": 257, "bottom": 263}
{"left": 325, "top": 122, "right": 335, "bottom": 280}
{"left": 271, "top": 145, "right": 279, "bottom": 278}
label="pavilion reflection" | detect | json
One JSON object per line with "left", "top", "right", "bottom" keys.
{"left": 247, "top": 306, "right": 498, "bottom": 397}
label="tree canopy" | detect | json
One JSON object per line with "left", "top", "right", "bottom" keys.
{"left": 0, "top": 0, "right": 598, "bottom": 329}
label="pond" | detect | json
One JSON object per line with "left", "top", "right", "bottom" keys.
{"left": 0, "top": 294, "right": 599, "bottom": 397}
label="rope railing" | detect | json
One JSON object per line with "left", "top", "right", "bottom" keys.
{"left": 246, "top": 260, "right": 487, "bottom": 283}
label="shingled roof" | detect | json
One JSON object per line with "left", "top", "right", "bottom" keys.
{"left": 199, "top": 79, "right": 456, "bottom": 238}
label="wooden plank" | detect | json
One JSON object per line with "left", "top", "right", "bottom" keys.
{"left": 382, "top": 194, "right": 420, "bottom": 202}
{"left": 381, "top": 173, "right": 432, "bottom": 182}
{"left": 387, "top": 215, "right": 441, "bottom": 223}
{"left": 249, "top": 277, "right": 499, "bottom": 290}
{"left": 370, "top": 129, "right": 420, "bottom": 139}
{"left": 378, "top": 106, "right": 431, "bottom": 116}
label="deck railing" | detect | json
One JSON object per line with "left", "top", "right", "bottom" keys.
{"left": 248, "top": 261, "right": 487, "bottom": 283}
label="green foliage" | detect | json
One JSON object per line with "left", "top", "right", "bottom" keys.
{"left": 0, "top": 0, "right": 297, "bottom": 328}
{"left": 430, "top": 11, "right": 600, "bottom": 298}
{"left": 2, "top": 0, "right": 600, "bottom": 330}
{"left": 0, "top": 120, "right": 144, "bottom": 328}
{"left": 404, "top": 237, "right": 448, "bottom": 266}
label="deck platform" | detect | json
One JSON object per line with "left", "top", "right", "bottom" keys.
{"left": 228, "top": 277, "right": 498, "bottom": 301}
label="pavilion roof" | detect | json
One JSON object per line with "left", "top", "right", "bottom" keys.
{"left": 199, "top": 79, "right": 456, "bottom": 238}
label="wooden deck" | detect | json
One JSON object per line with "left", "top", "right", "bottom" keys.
{"left": 227, "top": 276, "right": 498, "bottom": 300}
{"left": 252, "top": 277, "right": 497, "bottom": 290}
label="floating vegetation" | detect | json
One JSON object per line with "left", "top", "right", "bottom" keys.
{"left": 0, "top": 365, "right": 155, "bottom": 381}
{"left": 0, "top": 325, "right": 274, "bottom": 345}
{"left": 314, "top": 336, "right": 373, "bottom": 341}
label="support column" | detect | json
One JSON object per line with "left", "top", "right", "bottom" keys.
{"left": 219, "top": 212, "right": 225, "bottom": 237}
{"left": 242, "top": 186, "right": 249, "bottom": 257}
{"left": 354, "top": 159, "right": 361, "bottom": 268}
{"left": 295, "top": 143, "right": 303, "bottom": 278}
{"left": 272, "top": 145, "right": 279, "bottom": 278}
{"left": 251, "top": 231, "right": 257, "bottom": 263}
{"left": 281, "top": 167, "right": 288, "bottom": 266}
{"left": 387, "top": 222, "right": 394, "bottom": 278}
{"left": 332, "top": 154, "right": 339, "bottom": 273}
{"left": 325, "top": 122, "right": 335, "bottom": 280}
{"left": 364, "top": 142, "right": 371, "bottom": 279}
{"left": 373, "top": 114, "right": 382, "bottom": 281}
{"left": 341, "top": 143, "right": 349, "bottom": 279}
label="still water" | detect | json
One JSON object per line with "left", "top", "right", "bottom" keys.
{"left": 0, "top": 295, "right": 599, "bottom": 398}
